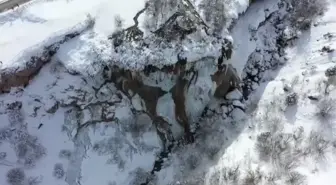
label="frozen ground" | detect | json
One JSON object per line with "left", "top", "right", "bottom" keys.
{"left": 1, "top": 0, "right": 336, "bottom": 185}
{"left": 0, "top": 0, "right": 145, "bottom": 67}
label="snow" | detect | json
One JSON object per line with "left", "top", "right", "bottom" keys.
{"left": 0, "top": 0, "right": 146, "bottom": 67}
{"left": 2, "top": 0, "right": 336, "bottom": 185}
{"left": 228, "top": 0, "right": 280, "bottom": 77}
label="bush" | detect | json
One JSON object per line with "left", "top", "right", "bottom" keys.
{"left": 53, "top": 163, "right": 65, "bottom": 179}
{"left": 0, "top": 151, "right": 7, "bottom": 160}
{"left": 315, "top": 98, "right": 336, "bottom": 122}
{"left": 0, "top": 127, "right": 12, "bottom": 140}
{"left": 255, "top": 132, "right": 296, "bottom": 171}
{"left": 325, "top": 66, "right": 336, "bottom": 77}
{"left": 26, "top": 176, "right": 42, "bottom": 185}
{"left": 290, "top": 0, "right": 328, "bottom": 30}
{"left": 128, "top": 167, "right": 150, "bottom": 185}
{"left": 305, "top": 131, "right": 330, "bottom": 161}
{"left": 59, "top": 149, "right": 72, "bottom": 159}
{"left": 265, "top": 117, "right": 284, "bottom": 134}
{"left": 285, "top": 92, "right": 298, "bottom": 106}
{"left": 242, "top": 168, "right": 263, "bottom": 185}
{"left": 16, "top": 142, "right": 29, "bottom": 158}
{"left": 285, "top": 171, "right": 306, "bottom": 185}
{"left": 7, "top": 168, "right": 25, "bottom": 185}
{"left": 266, "top": 172, "right": 280, "bottom": 185}
{"left": 185, "top": 153, "right": 201, "bottom": 170}
{"left": 255, "top": 132, "right": 273, "bottom": 161}
{"left": 222, "top": 165, "right": 240, "bottom": 184}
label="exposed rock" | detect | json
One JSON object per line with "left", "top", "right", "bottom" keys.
{"left": 171, "top": 76, "right": 193, "bottom": 143}
{"left": 308, "top": 95, "right": 319, "bottom": 101}
{"left": 152, "top": 116, "right": 174, "bottom": 150}
{"left": 211, "top": 64, "right": 241, "bottom": 98}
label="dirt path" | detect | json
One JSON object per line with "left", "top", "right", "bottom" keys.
{"left": 0, "top": 0, "right": 31, "bottom": 13}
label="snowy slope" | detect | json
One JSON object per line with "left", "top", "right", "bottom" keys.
{"left": 0, "top": 0, "right": 145, "bottom": 67}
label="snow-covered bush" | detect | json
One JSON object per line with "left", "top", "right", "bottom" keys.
{"left": 7, "top": 168, "right": 25, "bottom": 185}
{"left": 289, "top": 0, "right": 328, "bottom": 30}
{"left": 198, "top": 0, "right": 226, "bottom": 34}
{"left": 305, "top": 131, "right": 330, "bottom": 161}
{"left": 315, "top": 98, "right": 336, "bottom": 122}
{"left": 58, "top": 149, "right": 72, "bottom": 159}
{"left": 16, "top": 142, "right": 28, "bottom": 158}
{"left": 0, "top": 151, "right": 6, "bottom": 160}
{"left": 84, "top": 13, "right": 95, "bottom": 29}
{"left": 128, "top": 168, "right": 151, "bottom": 185}
{"left": 26, "top": 176, "right": 42, "bottom": 185}
{"left": 7, "top": 109, "right": 24, "bottom": 127}
{"left": 222, "top": 165, "right": 241, "bottom": 184}
{"left": 53, "top": 163, "right": 65, "bottom": 179}
{"left": 255, "top": 132, "right": 294, "bottom": 169}
{"left": 6, "top": 101, "right": 24, "bottom": 127}
{"left": 293, "top": 126, "right": 304, "bottom": 146}
{"left": 14, "top": 133, "right": 46, "bottom": 167}
{"left": 325, "top": 65, "right": 336, "bottom": 77}
{"left": 255, "top": 132, "right": 273, "bottom": 161}
{"left": 265, "top": 117, "right": 284, "bottom": 134}
{"left": 114, "top": 15, "right": 124, "bottom": 31}
{"left": 266, "top": 172, "right": 281, "bottom": 185}
{"left": 185, "top": 152, "right": 201, "bottom": 170}
{"left": 0, "top": 127, "right": 13, "bottom": 140}
{"left": 285, "top": 171, "right": 306, "bottom": 185}
{"left": 242, "top": 167, "right": 264, "bottom": 185}
{"left": 285, "top": 92, "right": 298, "bottom": 106}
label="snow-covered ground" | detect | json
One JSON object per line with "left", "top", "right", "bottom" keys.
{"left": 0, "top": 0, "right": 145, "bottom": 67}
{"left": 1, "top": 0, "right": 336, "bottom": 185}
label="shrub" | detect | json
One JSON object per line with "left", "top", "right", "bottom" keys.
{"left": 53, "top": 163, "right": 65, "bottom": 179}
{"left": 59, "top": 149, "right": 72, "bottom": 159}
{"left": 15, "top": 142, "right": 29, "bottom": 158}
{"left": 0, "top": 127, "right": 12, "bottom": 140}
{"left": 0, "top": 151, "right": 7, "bottom": 160}
{"left": 325, "top": 66, "right": 336, "bottom": 77}
{"left": 26, "top": 176, "right": 42, "bottom": 185}
{"left": 285, "top": 171, "right": 306, "bottom": 185}
{"left": 222, "top": 165, "right": 240, "bottom": 184}
{"left": 128, "top": 167, "right": 150, "bottom": 185}
{"left": 305, "top": 131, "right": 330, "bottom": 161}
{"left": 255, "top": 132, "right": 296, "bottom": 171}
{"left": 265, "top": 117, "right": 284, "bottom": 134}
{"left": 7, "top": 168, "right": 25, "bottom": 185}
{"left": 290, "top": 0, "right": 328, "bottom": 30}
{"left": 315, "top": 98, "right": 336, "bottom": 123}
{"left": 114, "top": 15, "right": 124, "bottom": 30}
{"left": 242, "top": 167, "right": 264, "bottom": 185}
{"left": 209, "top": 170, "right": 220, "bottom": 185}
{"left": 255, "top": 132, "right": 273, "bottom": 161}
{"left": 185, "top": 153, "right": 201, "bottom": 170}
{"left": 285, "top": 92, "right": 298, "bottom": 106}
{"left": 266, "top": 172, "right": 280, "bottom": 185}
